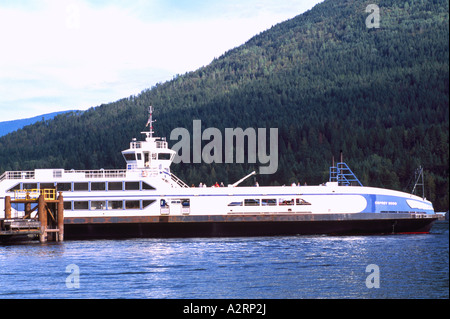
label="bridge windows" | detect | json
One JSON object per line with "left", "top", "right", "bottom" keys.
{"left": 158, "top": 153, "right": 172, "bottom": 160}
{"left": 123, "top": 153, "right": 136, "bottom": 161}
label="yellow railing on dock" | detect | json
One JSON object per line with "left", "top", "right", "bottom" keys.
{"left": 14, "top": 189, "right": 56, "bottom": 201}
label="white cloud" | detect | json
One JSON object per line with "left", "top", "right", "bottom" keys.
{"left": 0, "top": 0, "right": 323, "bottom": 121}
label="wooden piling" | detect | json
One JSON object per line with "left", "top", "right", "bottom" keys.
{"left": 25, "top": 202, "right": 31, "bottom": 219}
{"left": 5, "top": 196, "right": 11, "bottom": 219}
{"left": 38, "top": 194, "right": 47, "bottom": 243}
{"left": 57, "top": 192, "right": 64, "bottom": 242}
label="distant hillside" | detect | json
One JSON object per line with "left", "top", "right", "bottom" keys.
{"left": 0, "top": 111, "right": 77, "bottom": 137}
{"left": 0, "top": 0, "right": 448, "bottom": 210}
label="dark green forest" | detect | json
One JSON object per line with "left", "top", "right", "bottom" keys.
{"left": 0, "top": 0, "right": 448, "bottom": 211}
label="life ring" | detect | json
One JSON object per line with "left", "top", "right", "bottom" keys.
{"left": 142, "top": 170, "right": 148, "bottom": 177}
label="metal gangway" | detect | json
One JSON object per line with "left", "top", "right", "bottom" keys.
{"left": 329, "top": 162, "right": 363, "bottom": 186}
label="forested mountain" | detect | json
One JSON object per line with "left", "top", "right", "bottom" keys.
{"left": 0, "top": 0, "right": 448, "bottom": 211}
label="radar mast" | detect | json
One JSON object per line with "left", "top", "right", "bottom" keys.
{"left": 143, "top": 106, "right": 155, "bottom": 139}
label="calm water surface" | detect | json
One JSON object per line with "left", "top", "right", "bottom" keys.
{"left": 0, "top": 222, "right": 448, "bottom": 299}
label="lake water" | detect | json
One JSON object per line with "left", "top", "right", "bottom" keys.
{"left": 0, "top": 221, "right": 448, "bottom": 300}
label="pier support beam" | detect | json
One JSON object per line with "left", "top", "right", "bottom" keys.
{"left": 2, "top": 189, "right": 64, "bottom": 243}
{"left": 38, "top": 195, "right": 47, "bottom": 243}
{"left": 5, "top": 196, "right": 11, "bottom": 219}
{"left": 57, "top": 192, "right": 64, "bottom": 242}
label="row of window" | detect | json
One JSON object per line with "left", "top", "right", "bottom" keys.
{"left": 64, "top": 198, "right": 192, "bottom": 211}
{"left": 228, "top": 198, "right": 312, "bottom": 207}
{"left": 64, "top": 199, "right": 156, "bottom": 211}
{"left": 8, "top": 181, "right": 155, "bottom": 193}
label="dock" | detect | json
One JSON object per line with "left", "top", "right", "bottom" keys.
{"left": 0, "top": 189, "right": 64, "bottom": 243}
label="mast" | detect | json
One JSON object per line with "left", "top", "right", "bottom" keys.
{"left": 412, "top": 166, "right": 425, "bottom": 199}
{"left": 143, "top": 106, "right": 155, "bottom": 139}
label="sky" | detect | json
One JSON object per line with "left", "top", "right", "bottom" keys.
{"left": 0, "top": 0, "right": 323, "bottom": 122}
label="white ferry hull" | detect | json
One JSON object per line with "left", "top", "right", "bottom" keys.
{"left": 1, "top": 171, "right": 437, "bottom": 240}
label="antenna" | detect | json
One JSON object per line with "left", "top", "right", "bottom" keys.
{"left": 411, "top": 166, "right": 425, "bottom": 199}
{"left": 145, "top": 106, "right": 155, "bottom": 138}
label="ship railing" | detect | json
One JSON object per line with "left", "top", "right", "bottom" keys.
{"left": 144, "top": 168, "right": 160, "bottom": 177}
{"left": 159, "top": 169, "right": 189, "bottom": 188}
{"left": 170, "top": 172, "right": 189, "bottom": 188}
{"left": 65, "top": 169, "right": 127, "bottom": 179}
{"left": 0, "top": 171, "right": 35, "bottom": 182}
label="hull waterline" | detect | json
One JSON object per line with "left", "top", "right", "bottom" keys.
{"left": 63, "top": 213, "right": 438, "bottom": 239}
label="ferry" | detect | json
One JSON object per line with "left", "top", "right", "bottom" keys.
{"left": 0, "top": 107, "right": 438, "bottom": 239}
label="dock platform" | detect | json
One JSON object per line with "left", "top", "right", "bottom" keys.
{"left": 1, "top": 189, "right": 64, "bottom": 243}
